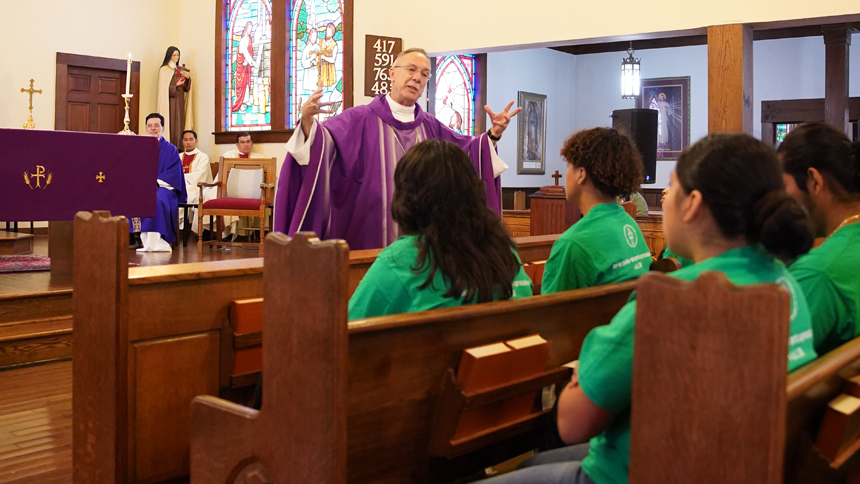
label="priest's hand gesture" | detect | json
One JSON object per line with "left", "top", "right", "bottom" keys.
{"left": 485, "top": 101, "right": 523, "bottom": 139}
{"left": 299, "top": 86, "right": 334, "bottom": 137}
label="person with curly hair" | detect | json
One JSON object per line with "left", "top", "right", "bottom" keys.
{"left": 348, "top": 140, "right": 533, "bottom": 320}
{"left": 481, "top": 133, "right": 817, "bottom": 484}
{"left": 541, "top": 128, "right": 651, "bottom": 293}
{"left": 780, "top": 122, "right": 860, "bottom": 355}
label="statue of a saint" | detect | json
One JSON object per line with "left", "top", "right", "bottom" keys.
{"left": 157, "top": 46, "right": 193, "bottom": 145}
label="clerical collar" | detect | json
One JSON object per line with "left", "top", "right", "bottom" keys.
{"left": 184, "top": 148, "right": 199, "bottom": 155}
{"left": 385, "top": 94, "right": 416, "bottom": 123}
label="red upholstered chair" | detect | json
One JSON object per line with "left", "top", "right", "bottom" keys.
{"left": 197, "top": 156, "right": 277, "bottom": 255}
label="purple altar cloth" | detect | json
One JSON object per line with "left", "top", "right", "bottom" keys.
{"left": 0, "top": 128, "right": 158, "bottom": 221}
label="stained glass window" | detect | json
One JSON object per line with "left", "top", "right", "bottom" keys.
{"left": 434, "top": 55, "right": 476, "bottom": 136}
{"left": 775, "top": 123, "right": 798, "bottom": 146}
{"left": 290, "top": 0, "right": 344, "bottom": 127}
{"left": 226, "top": 0, "right": 273, "bottom": 131}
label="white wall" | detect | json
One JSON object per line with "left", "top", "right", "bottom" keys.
{"left": 572, "top": 45, "right": 709, "bottom": 187}
{"left": 487, "top": 49, "right": 576, "bottom": 188}
{"left": 0, "top": 0, "right": 180, "bottom": 132}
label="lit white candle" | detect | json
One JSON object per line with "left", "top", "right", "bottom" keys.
{"left": 125, "top": 53, "right": 132, "bottom": 96}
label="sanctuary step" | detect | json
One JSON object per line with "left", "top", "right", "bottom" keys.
{"left": 0, "top": 231, "right": 34, "bottom": 256}
{"left": 0, "top": 289, "right": 73, "bottom": 370}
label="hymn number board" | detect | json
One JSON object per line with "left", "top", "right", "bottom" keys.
{"left": 364, "top": 35, "right": 402, "bottom": 97}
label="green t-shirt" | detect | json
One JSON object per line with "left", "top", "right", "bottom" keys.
{"left": 662, "top": 246, "right": 694, "bottom": 268}
{"left": 348, "top": 235, "right": 534, "bottom": 320}
{"left": 790, "top": 223, "right": 860, "bottom": 354}
{"left": 578, "top": 245, "right": 816, "bottom": 484}
{"left": 542, "top": 203, "right": 652, "bottom": 293}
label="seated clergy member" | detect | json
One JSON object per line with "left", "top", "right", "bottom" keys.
{"left": 130, "top": 113, "right": 187, "bottom": 252}
{"left": 541, "top": 128, "right": 651, "bottom": 293}
{"left": 482, "top": 133, "right": 817, "bottom": 484}
{"left": 203, "top": 132, "right": 264, "bottom": 238}
{"left": 780, "top": 123, "right": 860, "bottom": 354}
{"left": 348, "top": 140, "right": 533, "bottom": 320}
{"left": 179, "top": 130, "right": 212, "bottom": 235}
{"left": 222, "top": 131, "right": 262, "bottom": 159}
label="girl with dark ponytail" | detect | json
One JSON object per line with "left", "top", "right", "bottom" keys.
{"left": 480, "top": 133, "right": 817, "bottom": 484}
{"left": 780, "top": 122, "right": 860, "bottom": 354}
{"left": 348, "top": 140, "right": 533, "bottom": 319}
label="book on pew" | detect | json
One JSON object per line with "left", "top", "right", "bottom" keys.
{"left": 815, "top": 393, "right": 860, "bottom": 462}
{"left": 453, "top": 335, "right": 551, "bottom": 440}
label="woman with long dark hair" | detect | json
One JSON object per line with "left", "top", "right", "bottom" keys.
{"left": 482, "top": 133, "right": 817, "bottom": 484}
{"left": 348, "top": 139, "right": 532, "bottom": 319}
{"left": 780, "top": 122, "right": 860, "bottom": 354}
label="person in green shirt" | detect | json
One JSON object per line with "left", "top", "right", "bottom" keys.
{"left": 482, "top": 134, "right": 816, "bottom": 484}
{"left": 348, "top": 139, "right": 533, "bottom": 320}
{"left": 542, "top": 128, "right": 652, "bottom": 293}
{"left": 780, "top": 122, "right": 860, "bottom": 355}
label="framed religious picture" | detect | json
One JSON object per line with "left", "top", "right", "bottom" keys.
{"left": 517, "top": 91, "right": 547, "bottom": 174}
{"left": 639, "top": 77, "right": 690, "bottom": 160}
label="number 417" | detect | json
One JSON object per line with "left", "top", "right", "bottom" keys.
{"left": 373, "top": 39, "right": 396, "bottom": 53}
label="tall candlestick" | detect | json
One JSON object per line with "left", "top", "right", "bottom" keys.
{"left": 125, "top": 53, "right": 132, "bottom": 96}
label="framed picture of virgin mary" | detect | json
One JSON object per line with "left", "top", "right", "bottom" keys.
{"left": 516, "top": 91, "right": 547, "bottom": 175}
{"left": 639, "top": 77, "right": 690, "bottom": 160}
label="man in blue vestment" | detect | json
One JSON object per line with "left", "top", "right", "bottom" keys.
{"left": 130, "top": 113, "right": 187, "bottom": 251}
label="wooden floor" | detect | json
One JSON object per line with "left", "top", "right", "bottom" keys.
{"left": 0, "top": 233, "right": 263, "bottom": 482}
{"left": 0, "top": 362, "right": 71, "bottom": 483}
{"left": 0, "top": 234, "right": 262, "bottom": 298}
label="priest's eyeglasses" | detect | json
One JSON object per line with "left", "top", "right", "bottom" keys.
{"left": 393, "top": 65, "right": 432, "bottom": 80}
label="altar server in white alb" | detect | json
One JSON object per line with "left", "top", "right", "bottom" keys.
{"left": 179, "top": 130, "right": 212, "bottom": 235}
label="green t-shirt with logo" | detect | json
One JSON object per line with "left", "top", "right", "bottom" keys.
{"left": 578, "top": 245, "right": 816, "bottom": 484}
{"left": 542, "top": 203, "right": 651, "bottom": 293}
{"left": 790, "top": 223, "right": 860, "bottom": 354}
{"left": 348, "top": 235, "right": 534, "bottom": 320}
{"left": 662, "top": 246, "right": 694, "bottom": 268}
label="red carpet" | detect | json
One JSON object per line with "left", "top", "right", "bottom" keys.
{"left": 0, "top": 255, "right": 50, "bottom": 273}
{"left": 0, "top": 255, "right": 139, "bottom": 274}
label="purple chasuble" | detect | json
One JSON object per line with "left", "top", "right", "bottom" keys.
{"left": 273, "top": 94, "right": 501, "bottom": 250}
{"left": 130, "top": 136, "right": 187, "bottom": 243}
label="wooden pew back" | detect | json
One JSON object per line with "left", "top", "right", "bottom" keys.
{"left": 191, "top": 233, "right": 349, "bottom": 483}
{"left": 630, "top": 272, "right": 860, "bottom": 483}
{"left": 346, "top": 282, "right": 634, "bottom": 483}
{"left": 630, "top": 272, "right": 789, "bottom": 483}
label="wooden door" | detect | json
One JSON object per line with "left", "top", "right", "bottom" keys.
{"left": 55, "top": 53, "right": 140, "bottom": 133}
{"left": 63, "top": 66, "right": 124, "bottom": 133}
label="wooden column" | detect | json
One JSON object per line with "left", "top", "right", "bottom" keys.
{"left": 824, "top": 27, "right": 852, "bottom": 136}
{"left": 708, "top": 24, "right": 753, "bottom": 134}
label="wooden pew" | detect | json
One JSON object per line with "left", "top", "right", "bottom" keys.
{"left": 220, "top": 233, "right": 560, "bottom": 392}
{"left": 190, "top": 232, "right": 636, "bottom": 483}
{"left": 71, "top": 211, "right": 559, "bottom": 483}
{"left": 630, "top": 272, "right": 860, "bottom": 483}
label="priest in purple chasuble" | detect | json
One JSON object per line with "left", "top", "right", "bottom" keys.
{"left": 130, "top": 113, "right": 187, "bottom": 252}
{"left": 273, "top": 48, "right": 521, "bottom": 250}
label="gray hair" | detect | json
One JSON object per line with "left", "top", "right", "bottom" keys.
{"left": 394, "top": 47, "right": 429, "bottom": 63}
